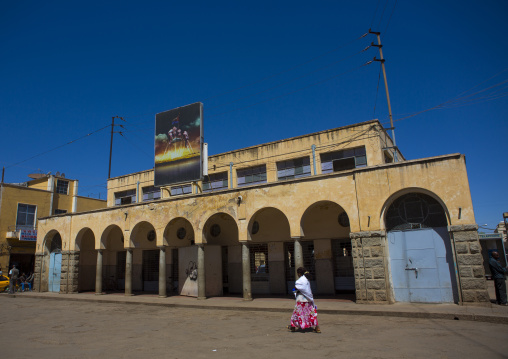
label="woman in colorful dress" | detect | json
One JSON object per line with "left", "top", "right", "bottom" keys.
{"left": 288, "top": 267, "right": 321, "bottom": 333}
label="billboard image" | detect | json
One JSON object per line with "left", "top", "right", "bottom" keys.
{"left": 154, "top": 102, "right": 203, "bottom": 186}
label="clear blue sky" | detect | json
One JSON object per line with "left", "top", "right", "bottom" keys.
{"left": 1, "top": 1, "right": 506, "bottom": 230}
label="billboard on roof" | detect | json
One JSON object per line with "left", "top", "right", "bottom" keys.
{"left": 154, "top": 102, "right": 203, "bottom": 186}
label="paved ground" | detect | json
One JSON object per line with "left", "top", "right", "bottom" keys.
{"left": 2, "top": 295, "right": 508, "bottom": 359}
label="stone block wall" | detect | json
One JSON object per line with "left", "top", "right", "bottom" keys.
{"left": 60, "top": 251, "right": 80, "bottom": 294}
{"left": 33, "top": 254, "right": 43, "bottom": 292}
{"left": 351, "top": 231, "right": 389, "bottom": 303}
{"left": 449, "top": 225, "right": 490, "bottom": 304}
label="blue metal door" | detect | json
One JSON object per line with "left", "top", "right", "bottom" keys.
{"left": 48, "top": 252, "right": 62, "bottom": 292}
{"left": 388, "top": 227, "right": 457, "bottom": 303}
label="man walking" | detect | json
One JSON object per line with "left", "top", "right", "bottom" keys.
{"left": 489, "top": 251, "right": 508, "bottom": 305}
{"left": 8, "top": 264, "right": 19, "bottom": 294}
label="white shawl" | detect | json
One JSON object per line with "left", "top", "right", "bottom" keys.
{"left": 295, "top": 275, "right": 314, "bottom": 305}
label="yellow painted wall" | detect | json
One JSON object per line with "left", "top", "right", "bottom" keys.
{"left": 36, "top": 153, "right": 475, "bottom": 254}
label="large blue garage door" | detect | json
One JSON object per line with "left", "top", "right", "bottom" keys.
{"left": 388, "top": 227, "right": 458, "bottom": 303}
{"left": 48, "top": 252, "right": 62, "bottom": 293}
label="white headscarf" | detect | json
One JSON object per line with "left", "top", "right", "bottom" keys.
{"left": 295, "top": 274, "right": 314, "bottom": 305}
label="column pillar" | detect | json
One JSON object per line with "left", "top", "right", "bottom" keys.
{"left": 95, "top": 249, "right": 103, "bottom": 295}
{"left": 197, "top": 244, "right": 206, "bottom": 300}
{"left": 125, "top": 249, "right": 133, "bottom": 296}
{"left": 294, "top": 238, "right": 304, "bottom": 280}
{"left": 159, "top": 246, "right": 167, "bottom": 298}
{"left": 241, "top": 242, "right": 252, "bottom": 301}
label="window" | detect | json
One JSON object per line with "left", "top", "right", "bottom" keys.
{"left": 56, "top": 180, "right": 69, "bottom": 194}
{"left": 16, "top": 204, "right": 36, "bottom": 230}
{"left": 237, "top": 165, "right": 267, "bottom": 186}
{"left": 54, "top": 209, "right": 67, "bottom": 215}
{"left": 114, "top": 189, "right": 136, "bottom": 205}
{"left": 203, "top": 172, "right": 228, "bottom": 191}
{"left": 170, "top": 184, "right": 192, "bottom": 196}
{"left": 277, "top": 157, "right": 311, "bottom": 181}
{"left": 142, "top": 186, "right": 161, "bottom": 201}
{"left": 320, "top": 146, "right": 367, "bottom": 174}
{"left": 384, "top": 150, "right": 393, "bottom": 164}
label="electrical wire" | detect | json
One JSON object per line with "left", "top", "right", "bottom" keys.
{"left": 377, "top": 0, "right": 389, "bottom": 30}
{"left": 207, "top": 43, "right": 373, "bottom": 111}
{"left": 122, "top": 32, "right": 370, "bottom": 122}
{"left": 383, "top": 0, "right": 398, "bottom": 37}
{"left": 369, "top": 0, "right": 381, "bottom": 30}
{"left": 5, "top": 125, "right": 110, "bottom": 169}
{"left": 208, "top": 59, "right": 374, "bottom": 118}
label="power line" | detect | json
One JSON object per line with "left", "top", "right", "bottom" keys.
{"left": 207, "top": 43, "right": 373, "bottom": 111}
{"left": 208, "top": 59, "right": 374, "bottom": 119}
{"left": 5, "top": 125, "right": 110, "bottom": 169}
{"left": 122, "top": 32, "right": 370, "bottom": 122}
{"left": 380, "top": 73, "right": 508, "bottom": 125}
{"left": 369, "top": 0, "right": 381, "bottom": 30}
{"left": 377, "top": 0, "right": 389, "bottom": 30}
{"left": 383, "top": 0, "right": 398, "bottom": 37}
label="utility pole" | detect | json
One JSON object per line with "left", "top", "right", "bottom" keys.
{"left": 370, "top": 29, "right": 398, "bottom": 162}
{"left": 108, "top": 116, "right": 125, "bottom": 179}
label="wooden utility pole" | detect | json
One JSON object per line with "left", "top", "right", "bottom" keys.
{"left": 370, "top": 30, "right": 398, "bottom": 162}
{"left": 108, "top": 116, "right": 125, "bottom": 179}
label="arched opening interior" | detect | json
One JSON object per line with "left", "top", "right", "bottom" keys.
{"left": 200, "top": 213, "right": 239, "bottom": 297}
{"left": 300, "top": 201, "right": 353, "bottom": 298}
{"left": 384, "top": 192, "right": 458, "bottom": 303}
{"left": 164, "top": 218, "right": 195, "bottom": 294}
{"left": 44, "top": 231, "right": 62, "bottom": 293}
{"left": 248, "top": 207, "right": 291, "bottom": 296}
{"left": 101, "top": 225, "right": 125, "bottom": 292}
{"left": 75, "top": 228, "right": 96, "bottom": 292}
{"left": 130, "top": 221, "right": 157, "bottom": 293}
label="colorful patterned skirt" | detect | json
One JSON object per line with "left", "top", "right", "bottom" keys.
{"left": 290, "top": 301, "right": 318, "bottom": 329}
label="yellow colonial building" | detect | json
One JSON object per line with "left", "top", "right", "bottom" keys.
{"left": 0, "top": 174, "right": 106, "bottom": 275}
{"left": 34, "top": 120, "right": 489, "bottom": 304}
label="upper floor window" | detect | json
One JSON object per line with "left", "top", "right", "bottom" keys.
{"left": 142, "top": 186, "right": 161, "bottom": 201}
{"left": 114, "top": 189, "right": 136, "bottom": 205}
{"left": 56, "top": 179, "right": 69, "bottom": 194}
{"left": 203, "top": 172, "right": 228, "bottom": 191}
{"left": 237, "top": 165, "right": 267, "bottom": 187}
{"left": 171, "top": 184, "right": 192, "bottom": 196}
{"left": 320, "top": 146, "right": 367, "bottom": 174}
{"left": 16, "top": 204, "right": 36, "bottom": 230}
{"left": 277, "top": 157, "right": 311, "bottom": 181}
{"left": 54, "top": 209, "right": 67, "bottom": 215}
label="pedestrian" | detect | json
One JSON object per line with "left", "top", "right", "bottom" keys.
{"left": 288, "top": 267, "right": 321, "bottom": 333}
{"left": 8, "top": 265, "right": 19, "bottom": 294}
{"left": 489, "top": 251, "right": 508, "bottom": 305}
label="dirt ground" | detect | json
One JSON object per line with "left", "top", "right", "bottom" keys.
{"left": 1, "top": 296, "right": 508, "bottom": 359}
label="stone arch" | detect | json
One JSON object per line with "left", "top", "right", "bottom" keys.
{"left": 41, "top": 230, "right": 62, "bottom": 293}
{"left": 382, "top": 189, "right": 458, "bottom": 303}
{"left": 100, "top": 224, "right": 124, "bottom": 250}
{"left": 100, "top": 224, "right": 126, "bottom": 292}
{"left": 43, "top": 230, "right": 62, "bottom": 254}
{"left": 300, "top": 200, "right": 354, "bottom": 295}
{"left": 75, "top": 228, "right": 96, "bottom": 292}
{"left": 129, "top": 221, "right": 158, "bottom": 292}
{"left": 202, "top": 212, "right": 239, "bottom": 246}
{"left": 164, "top": 217, "right": 195, "bottom": 247}
{"left": 247, "top": 207, "right": 291, "bottom": 243}
{"left": 380, "top": 188, "right": 450, "bottom": 231}
{"left": 130, "top": 221, "right": 157, "bottom": 249}
{"left": 300, "top": 200, "right": 351, "bottom": 239}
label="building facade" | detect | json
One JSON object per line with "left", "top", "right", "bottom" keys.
{"left": 33, "top": 120, "right": 490, "bottom": 304}
{"left": 0, "top": 174, "right": 106, "bottom": 276}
